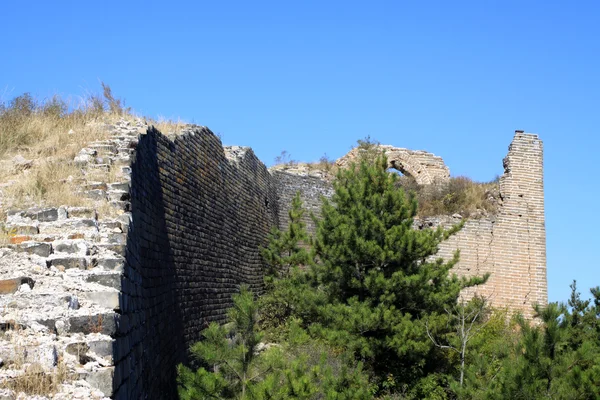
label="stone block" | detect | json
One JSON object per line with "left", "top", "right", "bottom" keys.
{"left": 69, "top": 313, "right": 118, "bottom": 336}
{"left": 48, "top": 257, "right": 87, "bottom": 270}
{"left": 108, "top": 190, "right": 130, "bottom": 202}
{"left": 85, "top": 366, "right": 114, "bottom": 397}
{"left": 109, "top": 182, "right": 130, "bottom": 192}
{"left": 83, "top": 291, "right": 120, "bottom": 310}
{"left": 98, "top": 244, "right": 126, "bottom": 256}
{"left": 84, "top": 189, "right": 107, "bottom": 200}
{"left": 86, "top": 273, "right": 122, "bottom": 290}
{"left": 19, "top": 242, "right": 52, "bottom": 257}
{"left": 67, "top": 207, "right": 97, "bottom": 219}
{"left": 99, "top": 221, "right": 122, "bottom": 231}
{"left": 6, "top": 224, "right": 38, "bottom": 235}
{"left": 88, "top": 339, "right": 114, "bottom": 360}
{"left": 54, "top": 240, "right": 89, "bottom": 255}
{"left": 25, "top": 208, "right": 59, "bottom": 222}
{"left": 96, "top": 257, "right": 125, "bottom": 271}
{"left": 108, "top": 233, "right": 127, "bottom": 245}
{"left": 9, "top": 235, "right": 31, "bottom": 244}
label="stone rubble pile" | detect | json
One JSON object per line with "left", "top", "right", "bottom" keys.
{"left": 0, "top": 119, "right": 146, "bottom": 399}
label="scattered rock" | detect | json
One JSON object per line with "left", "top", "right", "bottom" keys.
{"left": 74, "top": 148, "right": 97, "bottom": 165}
{"left": 11, "top": 155, "right": 33, "bottom": 173}
{"left": 0, "top": 277, "right": 35, "bottom": 295}
{"left": 84, "top": 366, "right": 114, "bottom": 396}
{"left": 18, "top": 241, "right": 52, "bottom": 257}
{"left": 24, "top": 207, "right": 59, "bottom": 222}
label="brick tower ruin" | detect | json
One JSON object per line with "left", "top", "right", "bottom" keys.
{"left": 273, "top": 131, "right": 548, "bottom": 318}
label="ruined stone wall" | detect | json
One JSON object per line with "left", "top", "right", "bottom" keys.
{"left": 271, "top": 171, "right": 334, "bottom": 238}
{"left": 282, "top": 131, "right": 547, "bottom": 318}
{"left": 433, "top": 132, "right": 547, "bottom": 317}
{"left": 0, "top": 123, "right": 546, "bottom": 400}
{"left": 336, "top": 146, "right": 450, "bottom": 184}
{"left": 113, "top": 127, "right": 279, "bottom": 399}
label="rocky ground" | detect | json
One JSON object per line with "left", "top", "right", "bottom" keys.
{"left": 0, "top": 119, "right": 145, "bottom": 399}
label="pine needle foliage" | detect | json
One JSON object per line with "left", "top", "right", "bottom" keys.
{"left": 481, "top": 282, "right": 600, "bottom": 400}
{"left": 258, "top": 192, "right": 317, "bottom": 337}
{"left": 178, "top": 286, "right": 263, "bottom": 399}
{"left": 306, "top": 154, "right": 487, "bottom": 389}
{"left": 260, "top": 192, "right": 310, "bottom": 279}
{"left": 177, "top": 286, "right": 373, "bottom": 399}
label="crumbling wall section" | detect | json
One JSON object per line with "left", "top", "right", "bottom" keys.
{"left": 431, "top": 132, "right": 547, "bottom": 317}
{"left": 113, "top": 127, "right": 279, "bottom": 399}
{"left": 336, "top": 145, "right": 450, "bottom": 184}
{"left": 284, "top": 132, "right": 547, "bottom": 318}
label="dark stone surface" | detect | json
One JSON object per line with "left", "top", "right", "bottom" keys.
{"left": 25, "top": 208, "right": 59, "bottom": 222}
{"left": 48, "top": 257, "right": 87, "bottom": 270}
{"left": 19, "top": 242, "right": 52, "bottom": 257}
{"left": 69, "top": 313, "right": 118, "bottom": 336}
{"left": 113, "top": 126, "right": 279, "bottom": 399}
{"left": 86, "top": 273, "right": 122, "bottom": 290}
{"left": 271, "top": 171, "right": 333, "bottom": 238}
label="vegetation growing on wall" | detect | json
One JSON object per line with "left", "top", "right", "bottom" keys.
{"left": 180, "top": 153, "right": 599, "bottom": 399}
{"left": 0, "top": 87, "right": 186, "bottom": 213}
{"left": 398, "top": 175, "right": 500, "bottom": 218}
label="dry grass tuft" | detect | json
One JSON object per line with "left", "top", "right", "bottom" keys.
{"left": 0, "top": 91, "right": 115, "bottom": 159}
{"left": 0, "top": 83, "right": 131, "bottom": 212}
{"left": 87, "top": 314, "right": 105, "bottom": 334}
{"left": 2, "top": 160, "right": 88, "bottom": 208}
{"left": 152, "top": 117, "right": 189, "bottom": 137}
{"left": 398, "top": 176, "right": 500, "bottom": 218}
{"left": 0, "top": 361, "right": 71, "bottom": 396}
{"left": 0, "top": 225, "right": 12, "bottom": 246}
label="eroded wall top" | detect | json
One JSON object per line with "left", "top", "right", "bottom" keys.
{"left": 335, "top": 145, "right": 450, "bottom": 185}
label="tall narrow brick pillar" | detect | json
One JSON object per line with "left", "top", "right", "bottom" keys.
{"left": 493, "top": 131, "right": 547, "bottom": 317}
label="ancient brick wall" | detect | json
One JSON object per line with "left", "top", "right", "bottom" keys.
{"left": 271, "top": 171, "right": 334, "bottom": 238}
{"left": 433, "top": 132, "right": 547, "bottom": 318}
{"left": 110, "top": 127, "right": 545, "bottom": 399}
{"left": 113, "top": 127, "right": 279, "bottom": 399}
{"left": 336, "top": 145, "right": 450, "bottom": 184}
{"left": 281, "top": 132, "right": 547, "bottom": 318}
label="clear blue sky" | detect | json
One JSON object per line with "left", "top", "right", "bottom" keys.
{"left": 3, "top": 1, "right": 599, "bottom": 303}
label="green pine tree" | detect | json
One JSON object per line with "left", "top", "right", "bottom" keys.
{"left": 260, "top": 192, "right": 310, "bottom": 279}
{"left": 305, "top": 154, "right": 486, "bottom": 392}
{"left": 259, "top": 192, "right": 317, "bottom": 336}
{"left": 177, "top": 286, "right": 374, "bottom": 400}
{"left": 177, "top": 286, "right": 265, "bottom": 399}
{"left": 470, "top": 282, "right": 600, "bottom": 400}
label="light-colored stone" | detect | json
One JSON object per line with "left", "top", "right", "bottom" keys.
{"left": 83, "top": 291, "right": 119, "bottom": 310}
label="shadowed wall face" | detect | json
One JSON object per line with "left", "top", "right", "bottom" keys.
{"left": 114, "top": 127, "right": 279, "bottom": 400}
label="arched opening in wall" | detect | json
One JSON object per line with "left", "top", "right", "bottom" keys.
{"left": 387, "top": 161, "right": 419, "bottom": 193}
